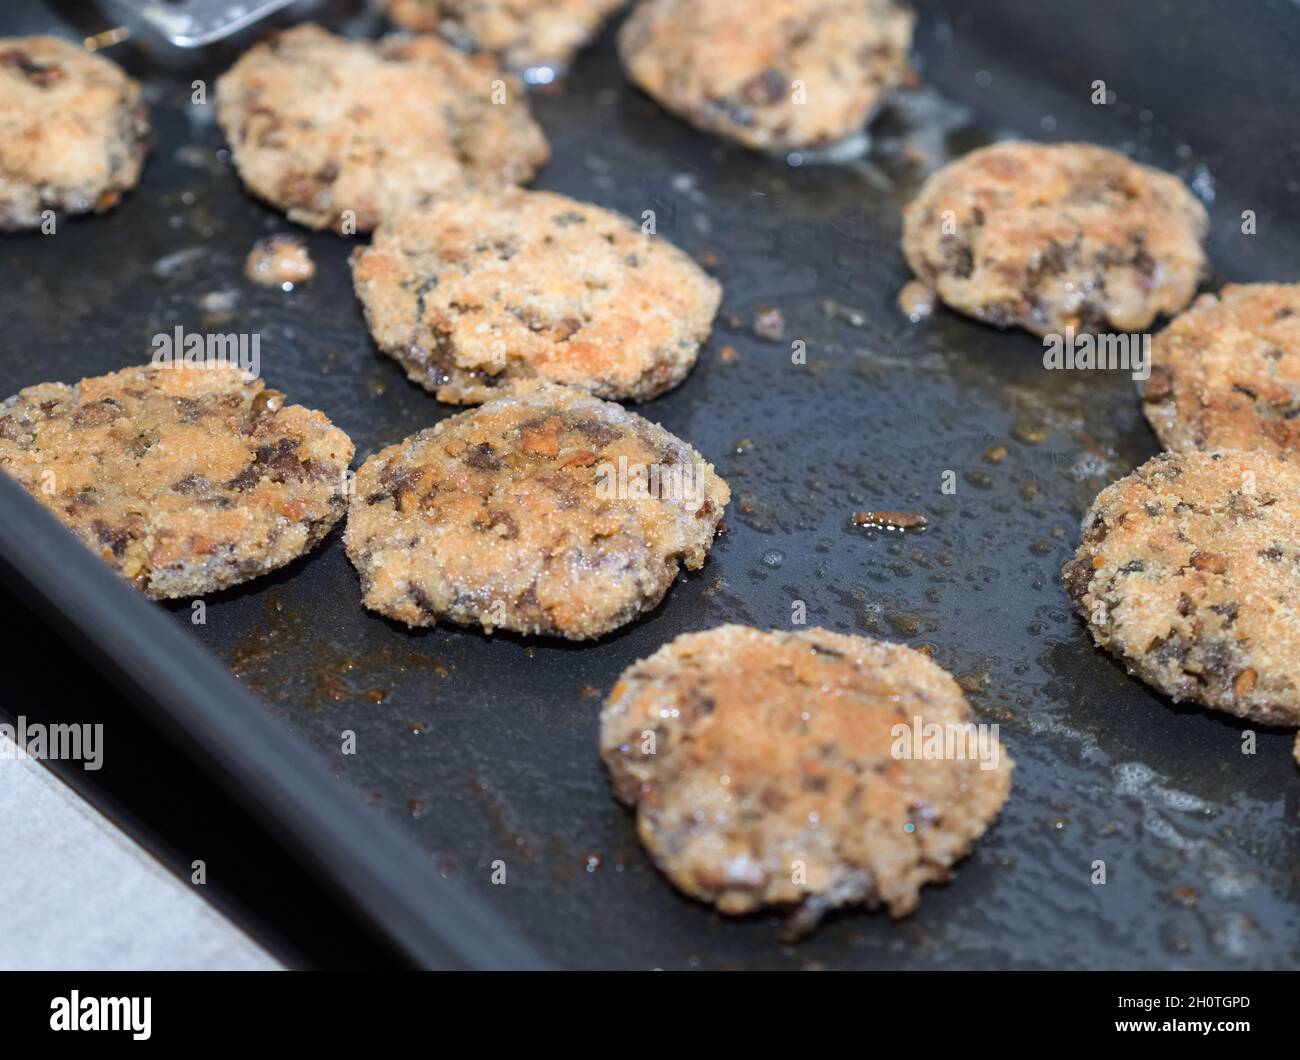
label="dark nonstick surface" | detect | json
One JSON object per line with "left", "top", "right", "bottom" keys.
{"left": 6, "top": 0, "right": 1300, "bottom": 969}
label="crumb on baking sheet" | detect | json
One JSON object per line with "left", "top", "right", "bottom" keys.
{"left": 245, "top": 234, "right": 315, "bottom": 289}
{"left": 897, "top": 280, "right": 935, "bottom": 322}
{"left": 753, "top": 305, "right": 785, "bottom": 341}
{"left": 851, "top": 509, "right": 928, "bottom": 531}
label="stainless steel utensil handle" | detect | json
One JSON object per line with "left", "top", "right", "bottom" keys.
{"left": 106, "top": 0, "right": 299, "bottom": 47}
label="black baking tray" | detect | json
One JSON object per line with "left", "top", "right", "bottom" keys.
{"left": 3, "top": 0, "right": 1300, "bottom": 970}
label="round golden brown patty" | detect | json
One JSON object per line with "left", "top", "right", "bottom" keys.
{"left": 215, "top": 24, "right": 548, "bottom": 233}
{"left": 1142, "top": 284, "right": 1300, "bottom": 459}
{"left": 0, "top": 364, "right": 354, "bottom": 599}
{"left": 618, "top": 0, "right": 914, "bottom": 151}
{"left": 344, "top": 387, "right": 729, "bottom": 638}
{"left": 599, "top": 626, "right": 1012, "bottom": 926}
{"left": 383, "top": 0, "right": 626, "bottom": 70}
{"left": 901, "top": 142, "right": 1208, "bottom": 336}
{"left": 350, "top": 188, "right": 721, "bottom": 403}
{"left": 1062, "top": 450, "right": 1300, "bottom": 726}
{"left": 0, "top": 36, "right": 149, "bottom": 231}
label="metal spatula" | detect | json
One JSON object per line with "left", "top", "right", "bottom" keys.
{"left": 105, "top": 0, "right": 300, "bottom": 47}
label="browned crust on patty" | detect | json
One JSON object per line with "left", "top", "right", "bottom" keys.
{"left": 215, "top": 24, "right": 548, "bottom": 233}
{"left": 1062, "top": 450, "right": 1300, "bottom": 726}
{"left": 0, "top": 36, "right": 150, "bottom": 231}
{"left": 902, "top": 141, "right": 1208, "bottom": 336}
{"left": 1142, "top": 284, "right": 1300, "bottom": 459}
{"left": 0, "top": 363, "right": 354, "bottom": 599}
{"left": 384, "top": 0, "right": 626, "bottom": 69}
{"left": 350, "top": 188, "right": 721, "bottom": 403}
{"left": 618, "top": 0, "right": 914, "bottom": 151}
{"left": 344, "top": 386, "right": 728, "bottom": 638}
{"left": 599, "top": 625, "right": 1012, "bottom": 923}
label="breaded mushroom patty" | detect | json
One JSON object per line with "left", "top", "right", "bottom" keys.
{"left": 902, "top": 142, "right": 1208, "bottom": 336}
{"left": 215, "top": 24, "right": 548, "bottom": 233}
{"left": 619, "top": 0, "right": 914, "bottom": 151}
{"left": 384, "top": 0, "right": 626, "bottom": 70}
{"left": 350, "top": 188, "right": 721, "bottom": 403}
{"left": 344, "top": 387, "right": 728, "bottom": 638}
{"left": 599, "top": 626, "right": 1012, "bottom": 927}
{"left": 0, "top": 36, "right": 149, "bottom": 231}
{"left": 0, "top": 364, "right": 354, "bottom": 599}
{"left": 1143, "top": 284, "right": 1300, "bottom": 459}
{"left": 1062, "top": 450, "right": 1300, "bottom": 726}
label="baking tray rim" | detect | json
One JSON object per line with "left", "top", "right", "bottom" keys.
{"left": 0, "top": 472, "right": 548, "bottom": 970}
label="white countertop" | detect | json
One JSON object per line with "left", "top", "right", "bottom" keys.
{"left": 0, "top": 736, "right": 280, "bottom": 971}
